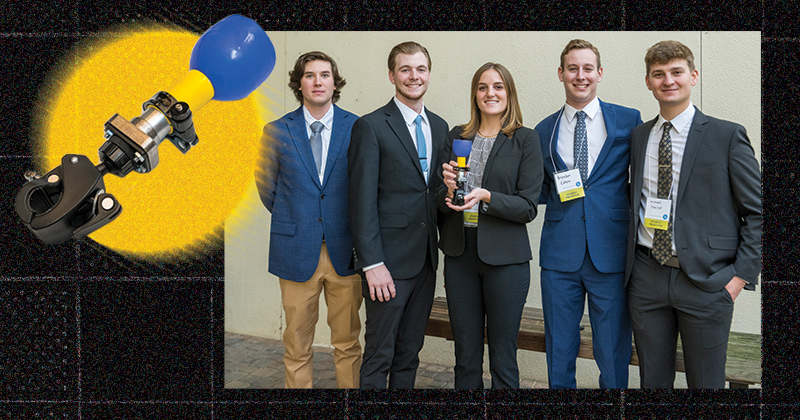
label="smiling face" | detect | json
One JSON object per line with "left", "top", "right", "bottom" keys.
{"left": 299, "top": 59, "right": 334, "bottom": 110}
{"left": 389, "top": 52, "right": 430, "bottom": 109}
{"left": 475, "top": 68, "right": 507, "bottom": 118}
{"left": 645, "top": 58, "right": 698, "bottom": 114}
{"left": 558, "top": 48, "right": 603, "bottom": 109}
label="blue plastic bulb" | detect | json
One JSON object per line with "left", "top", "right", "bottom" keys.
{"left": 452, "top": 139, "right": 473, "bottom": 158}
{"left": 189, "top": 15, "right": 276, "bottom": 101}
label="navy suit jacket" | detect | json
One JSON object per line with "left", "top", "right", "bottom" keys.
{"left": 534, "top": 100, "right": 642, "bottom": 274}
{"left": 256, "top": 105, "right": 358, "bottom": 282}
{"left": 625, "top": 108, "right": 762, "bottom": 291}
{"left": 348, "top": 99, "right": 448, "bottom": 280}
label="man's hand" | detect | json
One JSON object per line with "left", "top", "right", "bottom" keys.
{"left": 724, "top": 276, "right": 747, "bottom": 302}
{"left": 365, "top": 264, "right": 396, "bottom": 302}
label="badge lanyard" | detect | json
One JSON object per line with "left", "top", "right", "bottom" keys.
{"left": 549, "top": 106, "right": 585, "bottom": 202}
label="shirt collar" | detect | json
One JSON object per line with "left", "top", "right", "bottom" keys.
{"left": 564, "top": 97, "right": 600, "bottom": 122}
{"left": 302, "top": 104, "right": 335, "bottom": 130}
{"left": 393, "top": 96, "right": 427, "bottom": 126}
{"left": 657, "top": 102, "right": 695, "bottom": 134}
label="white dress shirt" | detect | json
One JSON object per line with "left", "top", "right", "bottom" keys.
{"left": 637, "top": 103, "right": 696, "bottom": 253}
{"left": 555, "top": 97, "right": 607, "bottom": 178}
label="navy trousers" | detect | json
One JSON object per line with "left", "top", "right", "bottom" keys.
{"left": 541, "top": 248, "right": 632, "bottom": 388}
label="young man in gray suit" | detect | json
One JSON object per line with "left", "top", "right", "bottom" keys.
{"left": 626, "top": 40, "right": 761, "bottom": 389}
{"left": 348, "top": 41, "right": 448, "bottom": 389}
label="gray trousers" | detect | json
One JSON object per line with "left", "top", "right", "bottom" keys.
{"left": 628, "top": 248, "right": 734, "bottom": 389}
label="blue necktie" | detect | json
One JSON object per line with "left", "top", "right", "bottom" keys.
{"left": 310, "top": 121, "right": 324, "bottom": 174}
{"left": 574, "top": 110, "right": 588, "bottom": 183}
{"left": 414, "top": 115, "right": 427, "bottom": 173}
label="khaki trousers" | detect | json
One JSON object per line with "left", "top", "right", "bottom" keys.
{"left": 279, "top": 241, "right": 362, "bottom": 388}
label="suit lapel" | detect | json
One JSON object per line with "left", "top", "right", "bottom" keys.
{"left": 632, "top": 117, "right": 657, "bottom": 222}
{"left": 322, "top": 105, "right": 346, "bottom": 189}
{"left": 385, "top": 100, "right": 425, "bottom": 178}
{"left": 548, "top": 109, "right": 568, "bottom": 174}
{"left": 288, "top": 107, "right": 322, "bottom": 189}
{"left": 590, "top": 100, "right": 616, "bottom": 184}
{"left": 426, "top": 106, "right": 444, "bottom": 182}
{"left": 677, "top": 107, "right": 707, "bottom": 206}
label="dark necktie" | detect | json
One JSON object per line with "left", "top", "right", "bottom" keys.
{"left": 310, "top": 121, "right": 324, "bottom": 174}
{"left": 652, "top": 121, "right": 673, "bottom": 265}
{"left": 574, "top": 110, "right": 588, "bottom": 183}
{"left": 414, "top": 115, "right": 427, "bottom": 174}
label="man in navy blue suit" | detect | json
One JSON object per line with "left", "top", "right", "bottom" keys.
{"left": 256, "top": 51, "right": 362, "bottom": 388}
{"left": 534, "top": 39, "right": 642, "bottom": 388}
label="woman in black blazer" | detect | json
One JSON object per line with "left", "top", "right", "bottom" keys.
{"left": 435, "top": 62, "right": 544, "bottom": 389}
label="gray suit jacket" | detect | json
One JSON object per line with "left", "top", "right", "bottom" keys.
{"left": 625, "top": 108, "right": 762, "bottom": 292}
{"left": 348, "top": 99, "right": 448, "bottom": 279}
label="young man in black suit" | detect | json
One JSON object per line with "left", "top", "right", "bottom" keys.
{"left": 626, "top": 40, "right": 761, "bottom": 388}
{"left": 348, "top": 41, "right": 448, "bottom": 389}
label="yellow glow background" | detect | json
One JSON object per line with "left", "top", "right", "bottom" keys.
{"left": 36, "top": 27, "right": 264, "bottom": 257}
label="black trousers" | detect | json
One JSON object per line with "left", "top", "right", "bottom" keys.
{"left": 359, "top": 255, "right": 435, "bottom": 389}
{"left": 628, "top": 248, "right": 734, "bottom": 389}
{"left": 444, "top": 227, "right": 530, "bottom": 389}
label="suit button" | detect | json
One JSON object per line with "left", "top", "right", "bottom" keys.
{"left": 318, "top": 218, "right": 323, "bottom": 223}
{"left": 420, "top": 222, "right": 426, "bottom": 228}
{"left": 581, "top": 216, "right": 585, "bottom": 221}
{"left": 320, "top": 194, "right": 325, "bottom": 199}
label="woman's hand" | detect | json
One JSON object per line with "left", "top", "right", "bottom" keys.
{"left": 442, "top": 160, "right": 460, "bottom": 199}
{"left": 445, "top": 188, "right": 490, "bottom": 212}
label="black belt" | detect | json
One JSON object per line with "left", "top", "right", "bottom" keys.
{"left": 637, "top": 244, "right": 681, "bottom": 269}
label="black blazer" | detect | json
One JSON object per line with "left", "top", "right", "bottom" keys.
{"left": 435, "top": 125, "right": 544, "bottom": 266}
{"left": 625, "top": 108, "right": 762, "bottom": 291}
{"left": 348, "top": 99, "right": 448, "bottom": 279}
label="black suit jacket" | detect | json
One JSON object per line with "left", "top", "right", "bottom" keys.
{"left": 626, "top": 108, "right": 762, "bottom": 292}
{"left": 348, "top": 99, "right": 448, "bottom": 279}
{"left": 435, "top": 126, "right": 543, "bottom": 265}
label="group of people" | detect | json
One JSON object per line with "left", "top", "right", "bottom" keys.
{"left": 255, "top": 38, "right": 762, "bottom": 390}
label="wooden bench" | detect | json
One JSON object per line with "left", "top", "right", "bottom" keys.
{"left": 425, "top": 296, "right": 761, "bottom": 389}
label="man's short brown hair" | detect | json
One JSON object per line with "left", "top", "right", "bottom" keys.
{"left": 288, "top": 51, "right": 346, "bottom": 104}
{"left": 387, "top": 41, "right": 431, "bottom": 73}
{"left": 645, "top": 41, "right": 696, "bottom": 74}
{"left": 560, "top": 39, "right": 601, "bottom": 69}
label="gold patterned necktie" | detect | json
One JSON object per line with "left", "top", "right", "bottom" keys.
{"left": 652, "top": 121, "right": 673, "bottom": 265}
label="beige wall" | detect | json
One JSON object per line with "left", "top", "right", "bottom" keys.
{"left": 225, "top": 31, "right": 761, "bottom": 388}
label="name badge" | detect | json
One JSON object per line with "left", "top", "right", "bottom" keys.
{"left": 554, "top": 169, "right": 585, "bottom": 202}
{"left": 644, "top": 197, "right": 671, "bottom": 230}
{"left": 463, "top": 205, "right": 479, "bottom": 226}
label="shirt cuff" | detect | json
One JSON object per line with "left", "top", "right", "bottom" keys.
{"left": 363, "top": 262, "right": 385, "bottom": 271}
